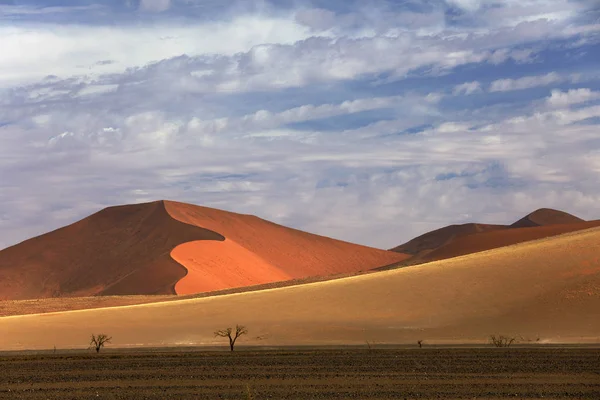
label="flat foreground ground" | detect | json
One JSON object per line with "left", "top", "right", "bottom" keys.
{"left": 0, "top": 348, "right": 598, "bottom": 399}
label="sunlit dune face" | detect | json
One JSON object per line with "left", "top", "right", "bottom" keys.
{"left": 172, "top": 239, "right": 292, "bottom": 294}
{"left": 164, "top": 200, "right": 408, "bottom": 294}
{"left": 0, "top": 227, "right": 598, "bottom": 350}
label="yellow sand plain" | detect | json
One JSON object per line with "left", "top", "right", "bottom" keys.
{"left": 0, "top": 227, "right": 598, "bottom": 350}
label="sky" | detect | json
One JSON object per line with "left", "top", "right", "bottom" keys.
{"left": 1, "top": 0, "right": 599, "bottom": 250}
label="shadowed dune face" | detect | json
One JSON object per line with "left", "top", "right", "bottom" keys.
{"left": 164, "top": 201, "right": 409, "bottom": 294}
{"left": 415, "top": 221, "right": 600, "bottom": 264}
{"left": 510, "top": 208, "right": 585, "bottom": 228}
{"left": 1, "top": 227, "right": 598, "bottom": 350}
{"left": 390, "top": 208, "right": 596, "bottom": 266}
{"left": 0, "top": 201, "right": 224, "bottom": 300}
{"left": 390, "top": 223, "right": 508, "bottom": 256}
{"left": 0, "top": 200, "right": 407, "bottom": 300}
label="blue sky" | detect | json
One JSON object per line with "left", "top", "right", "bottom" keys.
{"left": 1, "top": 0, "right": 599, "bottom": 249}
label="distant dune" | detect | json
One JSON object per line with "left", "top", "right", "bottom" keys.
{"left": 1, "top": 226, "right": 598, "bottom": 350}
{"left": 0, "top": 200, "right": 407, "bottom": 300}
{"left": 419, "top": 221, "right": 600, "bottom": 263}
{"left": 510, "top": 208, "right": 584, "bottom": 228}
{"left": 390, "top": 223, "right": 508, "bottom": 256}
{"left": 390, "top": 208, "right": 598, "bottom": 265}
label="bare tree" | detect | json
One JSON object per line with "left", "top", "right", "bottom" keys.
{"left": 489, "top": 335, "right": 516, "bottom": 348}
{"left": 214, "top": 325, "right": 248, "bottom": 351}
{"left": 90, "top": 334, "right": 112, "bottom": 353}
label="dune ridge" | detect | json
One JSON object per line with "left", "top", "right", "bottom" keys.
{"left": 163, "top": 200, "right": 409, "bottom": 294}
{"left": 391, "top": 208, "right": 598, "bottom": 266}
{"left": 0, "top": 200, "right": 407, "bottom": 300}
{"left": 0, "top": 201, "right": 224, "bottom": 300}
{"left": 1, "top": 226, "right": 598, "bottom": 350}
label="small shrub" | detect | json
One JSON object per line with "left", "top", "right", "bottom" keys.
{"left": 214, "top": 325, "right": 248, "bottom": 352}
{"left": 489, "top": 335, "right": 516, "bottom": 347}
{"left": 89, "top": 334, "right": 112, "bottom": 353}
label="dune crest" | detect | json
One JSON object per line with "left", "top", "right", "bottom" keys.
{"left": 1, "top": 226, "right": 598, "bottom": 350}
{"left": 163, "top": 200, "right": 408, "bottom": 294}
{"left": 0, "top": 200, "right": 407, "bottom": 300}
{"left": 0, "top": 201, "right": 224, "bottom": 299}
{"left": 391, "top": 208, "right": 598, "bottom": 266}
{"left": 511, "top": 208, "right": 584, "bottom": 228}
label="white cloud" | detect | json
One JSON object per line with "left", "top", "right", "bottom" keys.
{"left": 0, "top": 16, "right": 315, "bottom": 88}
{"left": 546, "top": 88, "right": 600, "bottom": 108}
{"left": 139, "top": 0, "right": 171, "bottom": 12}
{"left": 453, "top": 81, "right": 482, "bottom": 95}
{"left": 489, "top": 72, "right": 564, "bottom": 92}
{"left": 447, "top": 0, "right": 484, "bottom": 11}
{"left": 294, "top": 8, "right": 337, "bottom": 30}
{"left": 1, "top": 0, "right": 600, "bottom": 251}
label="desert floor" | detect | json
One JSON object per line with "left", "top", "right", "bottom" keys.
{"left": 0, "top": 348, "right": 598, "bottom": 399}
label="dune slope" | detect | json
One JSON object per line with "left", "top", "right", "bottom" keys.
{"left": 390, "top": 223, "right": 507, "bottom": 256}
{"left": 0, "top": 201, "right": 224, "bottom": 300}
{"left": 164, "top": 201, "right": 408, "bottom": 294}
{"left": 511, "top": 208, "right": 584, "bottom": 228}
{"left": 1, "top": 227, "right": 598, "bottom": 350}
{"left": 391, "top": 208, "right": 596, "bottom": 266}
{"left": 0, "top": 200, "right": 407, "bottom": 300}
{"left": 420, "top": 220, "right": 600, "bottom": 263}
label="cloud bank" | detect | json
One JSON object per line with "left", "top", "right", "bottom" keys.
{"left": 0, "top": 0, "right": 599, "bottom": 250}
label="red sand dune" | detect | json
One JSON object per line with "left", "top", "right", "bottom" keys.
{"left": 422, "top": 220, "right": 600, "bottom": 263}
{"left": 391, "top": 208, "right": 597, "bottom": 265}
{"left": 1, "top": 226, "right": 598, "bottom": 349}
{"left": 163, "top": 200, "right": 408, "bottom": 294}
{"left": 390, "top": 223, "right": 507, "bottom": 256}
{"left": 0, "top": 201, "right": 222, "bottom": 300}
{"left": 0, "top": 200, "right": 407, "bottom": 300}
{"left": 172, "top": 239, "right": 291, "bottom": 294}
{"left": 511, "top": 208, "right": 584, "bottom": 228}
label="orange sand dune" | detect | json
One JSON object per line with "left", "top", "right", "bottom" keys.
{"left": 419, "top": 220, "right": 600, "bottom": 263}
{"left": 0, "top": 200, "right": 407, "bottom": 300}
{"left": 391, "top": 208, "right": 596, "bottom": 266}
{"left": 390, "top": 223, "right": 507, "bottom": 256}
{"left": 511, "top": 208, "right": 584, "bottom": 228}
{"left": 164, "top": 201, "right": 408, "bottom": 294}
{"left": 0, "top": 201, "right": 223, "bottom": 300}
{"left": 172, "top": 239, "right": 291, "bottom": 294}
{"left": 1, "top": 227, "right": 598, "bottom": 350}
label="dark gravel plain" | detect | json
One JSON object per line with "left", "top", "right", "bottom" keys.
{"left": 0, "top": 348, "right": 598, "bottom": 399}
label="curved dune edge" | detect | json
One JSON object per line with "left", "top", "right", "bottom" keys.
{"left": 163, "top": 200, "right": 408, "bottom": 272}
{"left": 163, "top": 200, "right": 408, "bottom": 295}
{"left": 0, "top": 227, "right": 598, "bottom": 350}
{"left": 172, "top": 239, "right": 292, "bottom": 295}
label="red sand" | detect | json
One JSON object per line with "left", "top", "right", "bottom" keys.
{"left": 0, "top": 201, "right": 223, "bottom": 300}
{"left": 422, "top": 221, "right": 600, "bottom": 262}
{"left": 164, "top": 201, "right": 408, "bottom": 294}
{"left": 391, "top": 208, "right": 597, "bottom": 266}
{"left": 2, "top": 227, "right": 598, "bottom": 349}
{"left": 511, "top": 208, "right": 584, "bottom": 228}
{"left": 0, "top": 200, "right": 407, "bottom": 299}
{"left": 172, "top": 239, "right": 291, "bottom": 294}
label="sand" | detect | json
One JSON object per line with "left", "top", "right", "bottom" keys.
{"left": 0, "top": 226, "right": 597, "bottom": 350}
{"left": 164, "top": 200, "right": 408, "bottom": 294}
{"left": 0, "top": 200, "right": 407, "bottom": 299}
{"left": 172, "top": 239, "right": 291, "bottom": 294}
